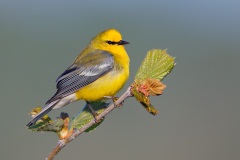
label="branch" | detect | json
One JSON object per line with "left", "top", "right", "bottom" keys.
{"left": 46, "top": 86, "right": 132, "bottom": 160}
{"left": 27, "top": 49, "right": 175, "bottom": 159}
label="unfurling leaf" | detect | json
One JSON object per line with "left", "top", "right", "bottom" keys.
{"left": 138, "top": 78, "right": 166, "bottom": 96}
{"left": 27, "top": 107, "right": 63, "bottom": 132}
{"left": 27, "top": 107, "right": 73, "bottom": 139}
{"left": 29, "top": 107, "right": 52, "bottom": 124}
{"left": 57, "top": 112, "right": 73, "bottom": 140}
{"left": 131, "top": 85, "right": 159, "bottom": 115}
{"left": 132, "top": 49, "right": 175, "bottom": 115}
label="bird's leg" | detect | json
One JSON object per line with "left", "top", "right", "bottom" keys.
{"left": 104, "top": 96, "right": 123, "bottom": 108}
{"left": 86, "top": 101, "right": 101, "bottom": 123}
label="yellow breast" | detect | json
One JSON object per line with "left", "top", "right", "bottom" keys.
{"left": 75, "top": 67, "right": 129, "bottom": 101}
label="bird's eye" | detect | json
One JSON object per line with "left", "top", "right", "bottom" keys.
{"left": 106, "top": 41, "right": 112, "bottom": 44}
{"left": 106, "top": 41, "right": 117, "bottom": 45}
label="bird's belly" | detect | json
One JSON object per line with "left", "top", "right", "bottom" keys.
{"left": 75, "top": 69, "right": 128, "bottom": 101}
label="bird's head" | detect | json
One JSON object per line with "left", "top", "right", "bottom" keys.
{"left": 90, "top": 29, "right": 129, "bottom": 52}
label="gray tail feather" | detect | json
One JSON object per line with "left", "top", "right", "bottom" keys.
{"left": 26, "top": 100, "right": 60, "bottom": 127}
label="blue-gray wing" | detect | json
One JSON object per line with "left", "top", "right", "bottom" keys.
{"left": 46, "top": 50, "right": 114, "bottom": 104}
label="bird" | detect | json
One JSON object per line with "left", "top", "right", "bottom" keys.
{"left": 27, "top": 29, "right": 130, "bottom": 127}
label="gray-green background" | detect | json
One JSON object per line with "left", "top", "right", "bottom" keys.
{"left": 1, "top": 0, "right": 239, "bottom": 159}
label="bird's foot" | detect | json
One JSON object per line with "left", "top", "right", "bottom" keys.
{"left": 104, "top": 96, "right": 124, "bottom": 108}
{"left": 86, "top": 102, "right": 102, "bottom": 123}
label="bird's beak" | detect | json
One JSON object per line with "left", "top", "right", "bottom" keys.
{"left": 118, "top": 40, "right": 130, "bottom": 45}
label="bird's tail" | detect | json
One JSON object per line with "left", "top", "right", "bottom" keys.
{"left": 26, "top": 100, "right": 60, "bottom": 127}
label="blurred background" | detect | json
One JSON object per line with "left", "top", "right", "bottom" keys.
{"left": 1, "top": 0, "right": 239, "bottom": 159}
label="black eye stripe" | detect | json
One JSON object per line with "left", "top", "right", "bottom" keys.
{"left": 106, "top": 40, "right": 118, "bottom": 45}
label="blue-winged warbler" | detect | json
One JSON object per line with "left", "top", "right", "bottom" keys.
{"left": 27, "top": 29, "right": 130, "bottom": 126}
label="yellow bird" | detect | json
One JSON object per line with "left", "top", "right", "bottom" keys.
{"left": 27, "top": 29, "right": 130, "bottom": 126}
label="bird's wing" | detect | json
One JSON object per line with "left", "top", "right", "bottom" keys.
{"left": 46, "top": 50, "right": 114, "bottom": 104}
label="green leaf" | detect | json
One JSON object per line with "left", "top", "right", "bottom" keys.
{"left": 70, "top": 101, "right": 108, "bottom": 132}
{"left": 27, "top": 118, "right": 64, "bottom": 132}
{"left": 132, "top": 49, "right": 175, "bottom": 115}
{"left": 135, "top": 49, "right": 175, "bottom": 82}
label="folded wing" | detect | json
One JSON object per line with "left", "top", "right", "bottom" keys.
{"left": 46, "top": 50, "right": 114, "bottom": 104}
